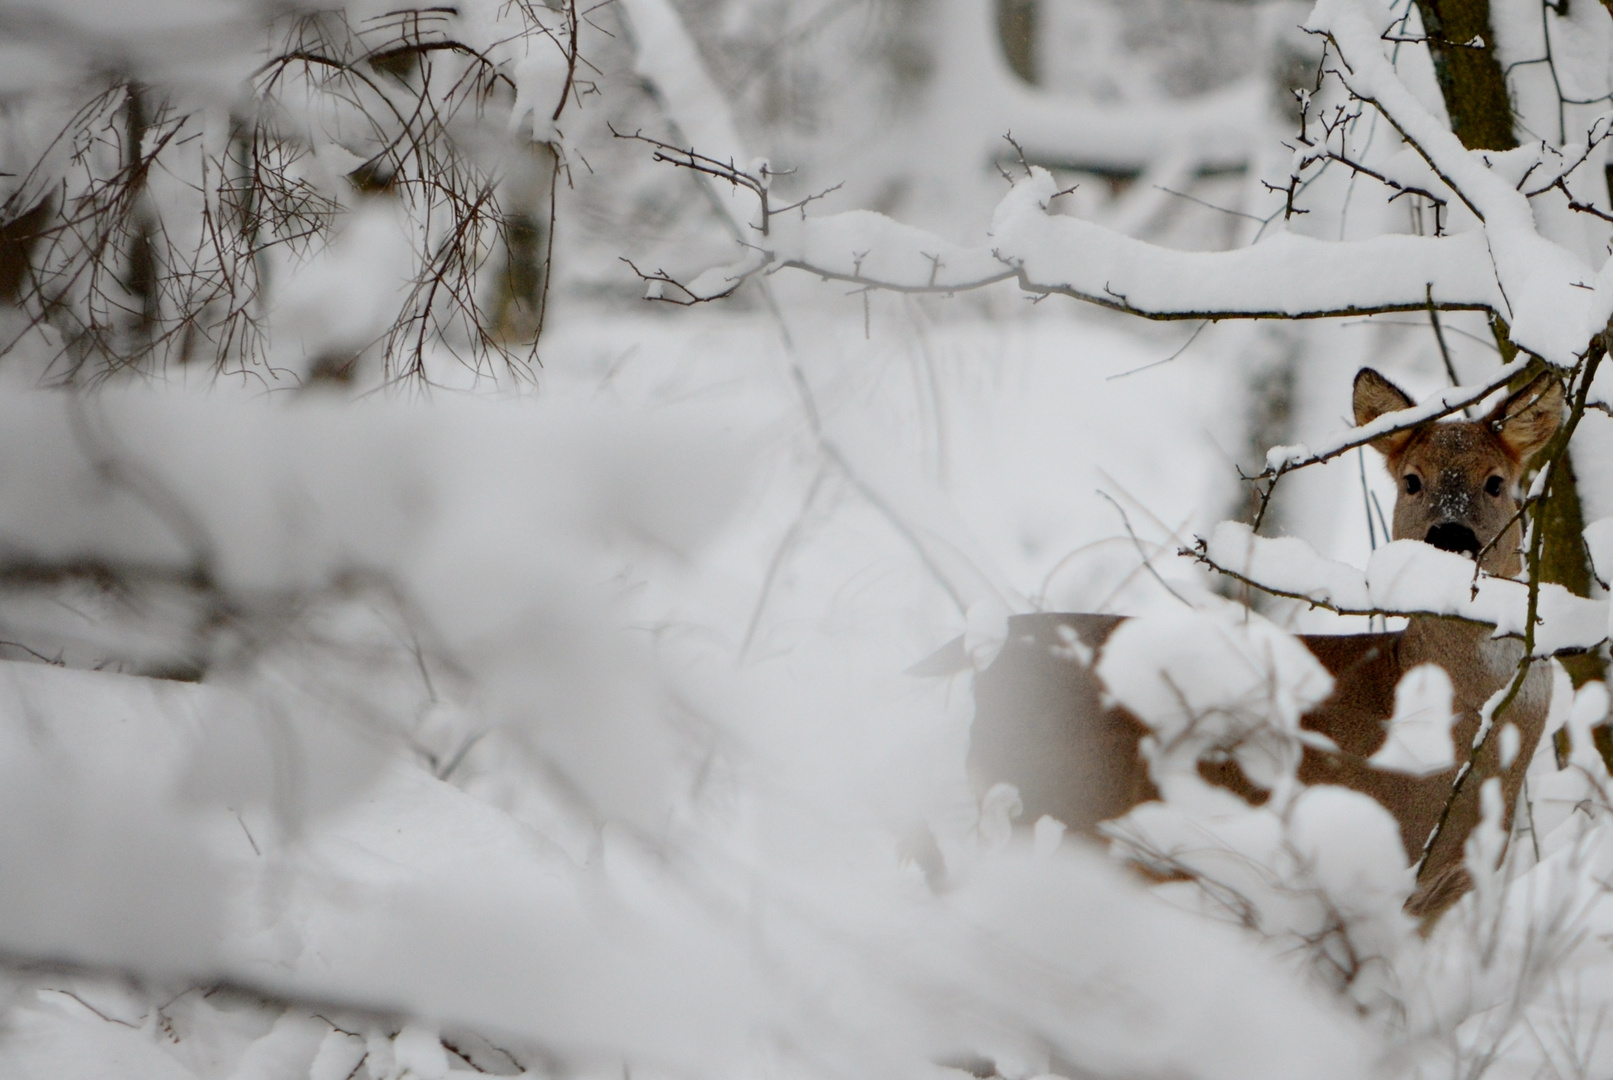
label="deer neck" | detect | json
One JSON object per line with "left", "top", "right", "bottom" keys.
{"left": 1398, "top": 518, "right": 1526, "bottom": 706}
{"left": 1400, "top": 614, "right": 1520, "bottom": 713}
{"left": 1480, "top": 520, "right": 1525, "bottom": 580}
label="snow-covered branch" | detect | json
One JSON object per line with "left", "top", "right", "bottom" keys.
{"left": 1192, "top": 523, "right": 1609, "bottom": 657}
{"left": 989, "top": 169, "right": 1502, "bottom": 319}
{"left": 1261, "top": 357, "right": 1532, "bottom": 474}
{"left": 617, "top": 0, "right": 1509, "bottom": 321}
{"left": 618, "top": 0, "right": 1613, "bottom": 387}
{"left": 1304, "top": 0, "right": 1613, "bottom": 365}
{"left": 625, "top": 160, "right": 1508, "bottom": 316}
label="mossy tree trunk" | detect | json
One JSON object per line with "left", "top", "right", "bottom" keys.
{"left": 1411, "top": 0, "right": 1517, "bottom": 153}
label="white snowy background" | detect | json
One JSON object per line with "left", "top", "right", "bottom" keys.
{"left": 5, "top": 0, "right": 1613, "bottom": 1079}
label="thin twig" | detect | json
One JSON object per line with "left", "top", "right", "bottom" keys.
{"left": 738, "top": 465, "right": 828, "bottom": 662}
{"left": 1106, "top": 321, "right": 1208, "bottom": 380}
{"left": 1097, "top": 491, "right": 1191, "bottom": 607}
{"left": 1427, "top": 283, "right": 1470, "bottom": 416}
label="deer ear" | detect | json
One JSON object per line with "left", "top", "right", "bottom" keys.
{"left": 1353, "top": 368, "right": 1418, "bottom": 460}
{"left": 1491, "top": 373, "right": 1563, "bottom": 462}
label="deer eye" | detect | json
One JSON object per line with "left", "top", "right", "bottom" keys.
{"left": 1485, "top": 475, "right": 1505, "bottom": 497}
{"left": 1404, "top": 474, "right": 1422, "bottom": 495}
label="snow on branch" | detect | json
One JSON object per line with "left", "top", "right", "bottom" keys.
{"left": 619, "top": 0, "right": 1613, "bottom": 377}
{"left": 616, "top": 0, "right": 757, "bottom": 238}
{"left": 615, "top": 0, "right": 1522, "bottom": 320}
{"left": 1261, "top": 358, "right": 1532, "bottom": 474}
{"left": 608, "top": 137, "right": 1015, "bottom": 301}
{"left": 989, "top": 169, "right": 1503, "bottom": 320}
{"left": 1305, "top": 0, "right": 1613, "bottom": 365}
{"left": 613, "top": 0, "right": 1613, "bottom": 355}
{"left": 607, "top": 130, "right": 1014, "bottom": 302}
{"left": 1192, "top": 523, "right": 1608, "bottom": 657}
{"left": 624, "top": 157, "right": 1507, "bottom": 313}
{"left": 625, "top": 206, "right": 1014, "bottom": 302}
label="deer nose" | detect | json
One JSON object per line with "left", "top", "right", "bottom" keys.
{"left": 1425, "top": 522, "right": 1480, "bottom": 557}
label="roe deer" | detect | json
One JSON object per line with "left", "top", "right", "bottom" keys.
{"left": 968, "top": 367, "right": 1564, "bottom": 922}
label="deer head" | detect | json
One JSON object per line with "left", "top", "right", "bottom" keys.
{"left": 1353, "top": 368, "right": 1563, "bottom": 577}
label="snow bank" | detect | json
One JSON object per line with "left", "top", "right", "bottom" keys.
{"left": 0, "top": 388, "right": 751, "bottom": 835}
{"left": 0, "top": 362, "right": 1398, "bottom": 1080}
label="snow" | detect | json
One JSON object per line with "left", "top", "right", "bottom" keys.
{"left": 1265, "top": 358, "right": 1531, "bottom": 472}
{"left": 999, "top": 77, "right": 1270, "bottom": 176}
{"left": 1204, "top": 520, "right": 1373, "bottom": 609}
{"left": 772, "top": 210, "right": 1013, "bottom": 293}
{"left": 1107, "top": 780, "right": 1416, "bottom": 1018}
{"left": 270, "top": 203, "right": 417, "bottom": 363}
{"left": 1368, "top": 664, "right": 1457, "bottom": 776}
{"left": 509, "top": 47, "right": 572, "bottom": 144}
{"left": 0, "top": 662, "right": 230, "bottom": 977}
{"left": 0, "top": 301, "right": 1397, "bottom": 1079}
{"left": 626, "top": 0, "right": 1613, "bottom": 376}
{"left": 0, "top": 654, "right": 1387, "bottom": 1080}
{"left": 13, "top": 0, "right": 1613, "bottom": 1076}
{"left": 1527, "top": 678, "right": 1612, "bottom": 855}
{"left": 1097, "top": 605, "right": 1334, "bottom": 796}
{"left": 1204, "top": 523, "right": 1611, "bottom": 655}
{"left": 1306, "top": 0, "right": 1613, "bottom": 365}
{"left": 309, "top": 1032, "right": 369, "bottom": 1080}
{"left": 991, "top": 168, "right": 1504, "bottom": 318}
{"left": 619, "top": 0, "right": 1013, "bottom": 299}
{"left": 617, "top": 0, "right": 759, "bottom": 237}
{"left": 672, "top": 159, "right": 1512, "bottom": 317}
{"left": 1583, "top": 515, "right": 1613, "bottom": 583}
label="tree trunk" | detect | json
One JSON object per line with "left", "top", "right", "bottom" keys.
{"left": 1411, "top": 0, "right": 1516, "bottom": 152}
{"left": 1415, "top": 1, "right": 1601, "bottom": 683}
{"left": 996, "top": 0, "right": 1037, "bottom": 85}
{"left": 491, "top": 142, "right": 557, "bottom": 344}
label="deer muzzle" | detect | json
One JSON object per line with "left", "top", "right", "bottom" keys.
{"left": 1424, "top": 521, "right": 1481, "bottom": 558}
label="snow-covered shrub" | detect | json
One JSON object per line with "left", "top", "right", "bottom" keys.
{"left": 10, "top": 1, "right": 1613, "bottom": 1080}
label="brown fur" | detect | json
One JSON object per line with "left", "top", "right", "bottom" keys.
{"left": 969, "top": 369, "right": 1564, "bottom": 923}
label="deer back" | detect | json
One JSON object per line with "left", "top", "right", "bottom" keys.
{"left": 967, "top": 369, "right": 1566, "bottom": 920}
{"left": 966, "top": 613, "right": 1549, "bottom": 920}
{"left": 971, "top": 616, "right": 1407, "bottom": 830}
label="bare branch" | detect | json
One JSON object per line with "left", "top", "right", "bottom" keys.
{"left": 619, "top": 257, "right": 744, "bottom": 305}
